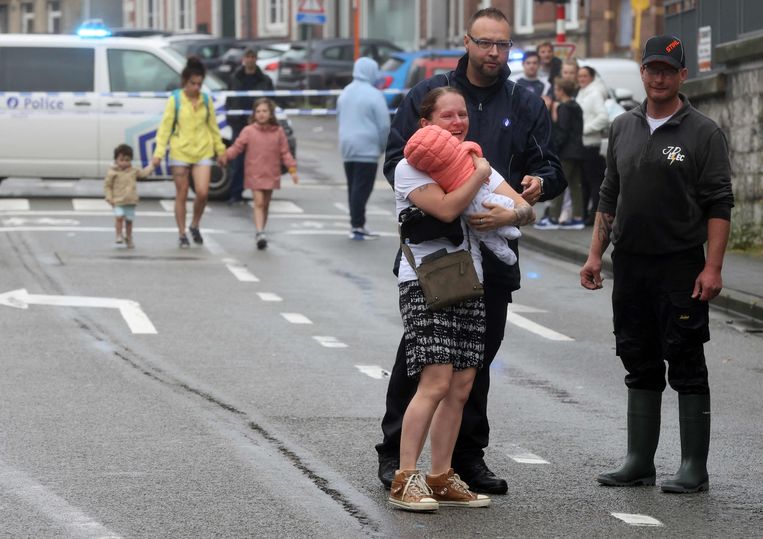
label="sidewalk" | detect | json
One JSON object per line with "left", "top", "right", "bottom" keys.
{"left": 521, "top": 225, "right": 763, "bottom": 323}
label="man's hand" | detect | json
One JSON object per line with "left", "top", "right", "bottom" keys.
{"left": 469, "top": 201, "right": 515, "bottom": 231}
{"left": 520, "top": 175, "right": 542, "bottom": 205}
{"left": 580, "top": 256, "right": 604, "bottom": 290}
{"left": 692, "top": 267, "right": 723, "bottom": 301}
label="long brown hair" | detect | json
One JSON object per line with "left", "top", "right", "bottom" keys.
{"left": 248, "top": 97, "right": 279, "bottom": 126}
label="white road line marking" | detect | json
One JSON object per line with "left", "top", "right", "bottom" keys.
{"left": 225, "top": 263, "right": 259, "bottom": 282}
{"left": 159, "top": 200, "right": 212, "bottom": 212}
{"left": 281, "top": 313, "right": 313, "bottom": 324}
{"left": 0, "top": 457, "right": 123, "bottom": 538}
{"left": 2, "top": 217, "right": 79, "bottom": 226}
{"left": 508, "top": 303, "right": 547, "bottom": 313}
{"left": 72, "top": 198, "right": 111, "bottom": 211}
{"left": 314, "top": 336, "right": 348, "bottom": 348}
{"left": 283, "top": 229, "right": 397, "bottom": 237}
{"left": 506, "top": 444, "right": 549, "bottom": 464}
{"left": 0, "top": 210, "right": 178, "bottom": 217}
{"left": 611, "top": 513, "right": 663, "bottom": 527}
{"left": 257, "top": 292, "right": 282, "bottom": 302}
{"left": 0, "top": 199, "right": 30, "bottom": 211}
{"left": 506, "top": 306, "right": 574, "bottom": 341}
{"left": 201, "top": 234, "right": 226, "bottom": 256}
{"left": 355, "top": 365, "right": 390, "bottom": 379}
{"left": 0, "top": 226, "right": 223, "bottom": 233}
{"left": 269, "top": 200, "right": 304, "bottom": 213}
{"left": 333, "top": 202, "right": 391, "bottom": 216}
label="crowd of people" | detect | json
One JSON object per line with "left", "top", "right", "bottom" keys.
{"left": 103, "top": 8, "right": 733, "bottom": 512}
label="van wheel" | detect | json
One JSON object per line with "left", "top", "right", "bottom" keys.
{"left": 189, "top": 164, "right": 230, "bottom": 200}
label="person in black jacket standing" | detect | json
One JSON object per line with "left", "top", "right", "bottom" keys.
{"left": 225, "top": 48, "right": 274, "bottom": 204}
{"left": 580, "top": 35, "right": 734, "bottom": 494}
{"left": 376, "top": 7, "right": 566, "bottom": 494}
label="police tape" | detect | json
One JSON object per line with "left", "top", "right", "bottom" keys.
{"left": 0, "top": 90, "right": 402, "bottom": 116}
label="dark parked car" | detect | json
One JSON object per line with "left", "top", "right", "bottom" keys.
{"left": 164, "top": 34, "right": 240, "bottom": 70}
{"left": 213, "top": 41, "right": 291, "bottom": 87}
{"left": 276, "top": 38, "right": 403, "bottom": 91}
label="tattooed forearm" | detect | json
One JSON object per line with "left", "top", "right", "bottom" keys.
{"left": 513, "top": 203, "right": 535, "bottom": 226}
{"left": 596, "top": 213, "right": 614, "bottom": 248}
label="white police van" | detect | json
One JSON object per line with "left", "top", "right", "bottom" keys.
{"left": 0, "top": 31, "right": 236, "bottom": 196}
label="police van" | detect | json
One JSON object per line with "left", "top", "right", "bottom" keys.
{"left": 0, "top": 31, "right": 276, "bottom": 198}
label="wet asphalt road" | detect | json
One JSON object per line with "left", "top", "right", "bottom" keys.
{"left": 1, "top": 116, "right": 762, "bottom": 537}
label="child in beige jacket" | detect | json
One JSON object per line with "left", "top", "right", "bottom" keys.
{"left": 104, "top": 144, "right": 153, "bottom": 248}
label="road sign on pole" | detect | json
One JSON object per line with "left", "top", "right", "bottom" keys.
{"left": 297, "top": 0, "right": 326, "bottom": 25}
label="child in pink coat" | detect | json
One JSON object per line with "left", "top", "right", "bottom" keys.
{"left": 225, "top": 98, "right": 298, "bottom": 250}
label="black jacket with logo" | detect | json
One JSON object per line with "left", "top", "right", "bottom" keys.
{"left": 384, "top": 54, "right": 566, "bottom": 291}
{"left": 598, "top": 94, "right": 734, "bottom": 254}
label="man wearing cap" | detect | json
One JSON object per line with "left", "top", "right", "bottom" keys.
{"left": 580, "top": 35, "right": 734, "bottom": 493}
{"left": 225, "top": 47, "right": 274, "bottom": 204}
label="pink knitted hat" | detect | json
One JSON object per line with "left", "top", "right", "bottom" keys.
{"left": 404, "top": 124, "right": 483, "bottom": 192}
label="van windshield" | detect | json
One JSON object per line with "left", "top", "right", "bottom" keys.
{"left": 161, "top": 45, "right": 226, "bottom": 91}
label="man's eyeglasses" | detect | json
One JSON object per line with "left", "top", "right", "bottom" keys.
{"left": 644, "top": 65, "right": 680, "bottom": 77}
{"left": 467, "top": 34, "right": 513, "bottom": 52}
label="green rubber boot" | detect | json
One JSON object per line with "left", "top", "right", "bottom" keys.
{"left": 597, "top": 388, "right": 661, "bottom": 487}
{"left": 661, "top": 393, "right": 710, "bottom": 493}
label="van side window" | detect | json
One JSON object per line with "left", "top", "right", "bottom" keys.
{"left": 0, "top": 47, "right": 94, "bottom": 91}
{"left": 107, "top": 49, "right": 178, "bottom": 92}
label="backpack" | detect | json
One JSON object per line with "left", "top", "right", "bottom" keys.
{"left": 170, "top": 88, "right": 210, "bottom": 137}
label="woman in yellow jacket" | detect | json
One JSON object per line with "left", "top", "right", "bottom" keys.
{"left": 151, "top": 57, "right": 227, "bottom": 248}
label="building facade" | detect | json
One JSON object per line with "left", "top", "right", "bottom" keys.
{"left": 0, "top": 0, "right": 121, "bottom": 33}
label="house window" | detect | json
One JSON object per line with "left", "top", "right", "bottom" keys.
{"left": 259, "top": 0, "right": 287, "bottom": 36}
{"left": 47, "top": 1, "right": 61, "bottom": 33}
{"left": 144, "top": 0, "right": 162, "bottom": 28}
{"left": 514, "top": 0, "right": 534, "bottom": 35}
{"left": 176, "top": 0, "right": 193, "bottom": 31}
{"left": 21, "top": 3, "right": 35, "bottom": 34}
{"left": 0, "top": 5, "right": 9, "bottom": 33}
{"left": 565, "top": 0, "right": 579, "bottom": 30}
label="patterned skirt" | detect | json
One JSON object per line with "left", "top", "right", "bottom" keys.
{"left": 398, "top": 280, "right": 486, "bottom": 379}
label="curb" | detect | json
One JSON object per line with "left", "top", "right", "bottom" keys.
{"left": 521, "top": 233, "right": 763, "bottom": 324}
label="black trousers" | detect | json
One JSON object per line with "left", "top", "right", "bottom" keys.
{"left": 343, "top": 161, "right": 378, "bottom": 229}
{"left": 375, "top": 279, "right": 512, "bottom": 461}
{"left": 612, "top": 247, "right": 710, "bottom": 394}
{"left": 581, "top": 145, "right": 605, "bottom": 219}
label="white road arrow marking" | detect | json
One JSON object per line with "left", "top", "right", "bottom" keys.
{"left": 0, "top": 288, "right": 156, "bottom": 334}
{"left": 507, "top": 303, "right": 574, "bottom": 341}
{"left": 355, "top": 365, "right": 390, "bottom": 379}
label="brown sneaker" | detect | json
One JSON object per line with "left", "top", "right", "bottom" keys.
{"left": 388, "top": 469, "right": 439, "bottom": 512}
{"left": 426, "top": 468, "right": 491, "bottom": 508}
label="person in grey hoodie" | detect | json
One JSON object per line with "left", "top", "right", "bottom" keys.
{"left": 337, "top": 57, "right": 391, "bottom": 240}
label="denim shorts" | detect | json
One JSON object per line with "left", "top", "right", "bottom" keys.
{"left": 114, "top": 204, "right": 136, "bottom": 220}
{"left": 169, "top": 157, "right": 215, "bottom": 167}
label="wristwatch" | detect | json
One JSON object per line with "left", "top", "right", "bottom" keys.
{"left": 536, "top": 176, "right": 545, "bottom": 196}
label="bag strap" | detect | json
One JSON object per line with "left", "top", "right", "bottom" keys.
{"left": 170, "top": 90, "right": 211, "bottom": 139}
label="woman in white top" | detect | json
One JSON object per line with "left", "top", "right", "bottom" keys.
{"left": 389, "top": 87, "right": 532, "bottom": 512}
{"left": 577, "top": 66, "right": 609, "bottom": 225}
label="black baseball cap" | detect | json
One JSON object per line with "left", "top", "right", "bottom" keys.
{"left": 641, "top": 35, "right": 685, "bottom": 69}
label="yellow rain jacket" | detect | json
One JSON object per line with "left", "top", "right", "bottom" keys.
{"left": 153, "top": 91, "right": 226, "bottom": 163}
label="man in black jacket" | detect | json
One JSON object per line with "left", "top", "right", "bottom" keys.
{"left": 580, "top": 35, "right": 734, "bottom": 493}
{"left": 225, "top": 48, "right": 274, "bottom": 204}
{"left": 376, "top": 7, "right": 566, "bottom": 494}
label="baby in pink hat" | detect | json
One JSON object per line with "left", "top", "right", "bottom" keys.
{"left": 404, "top": 124, "right": 520, "bottom": 265}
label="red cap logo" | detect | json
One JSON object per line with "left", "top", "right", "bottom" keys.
{"left": 665, "top": 39, "right": 680, "bottom": 53}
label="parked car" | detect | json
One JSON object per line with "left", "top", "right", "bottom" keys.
{"left": 214, "top": 42, "right": 291, "bottom": 87}
{"left": 163, "top": 34, "right": 240, "bottom": 71}
{"left": 509, "top": 55, "right": 644, "bottom": 109}
{"left": 276, "top": 38, "right": 403, "bottom": 91}
{"left": 110, "top": 27, "right": 173, "bottom": 38}
{"left": 377, "top": 49, "right": 462, "bottom": 108}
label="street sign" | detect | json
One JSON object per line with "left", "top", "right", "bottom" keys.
{"left": 297, "top": 0, "right": 326, "bottom": 25}
{"left": 698, "top": 26, "right": 712, "bottom": 72}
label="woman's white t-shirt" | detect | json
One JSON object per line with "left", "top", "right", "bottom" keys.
{"left": 394, "top": 158, "right": 506, "bottom": 284}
